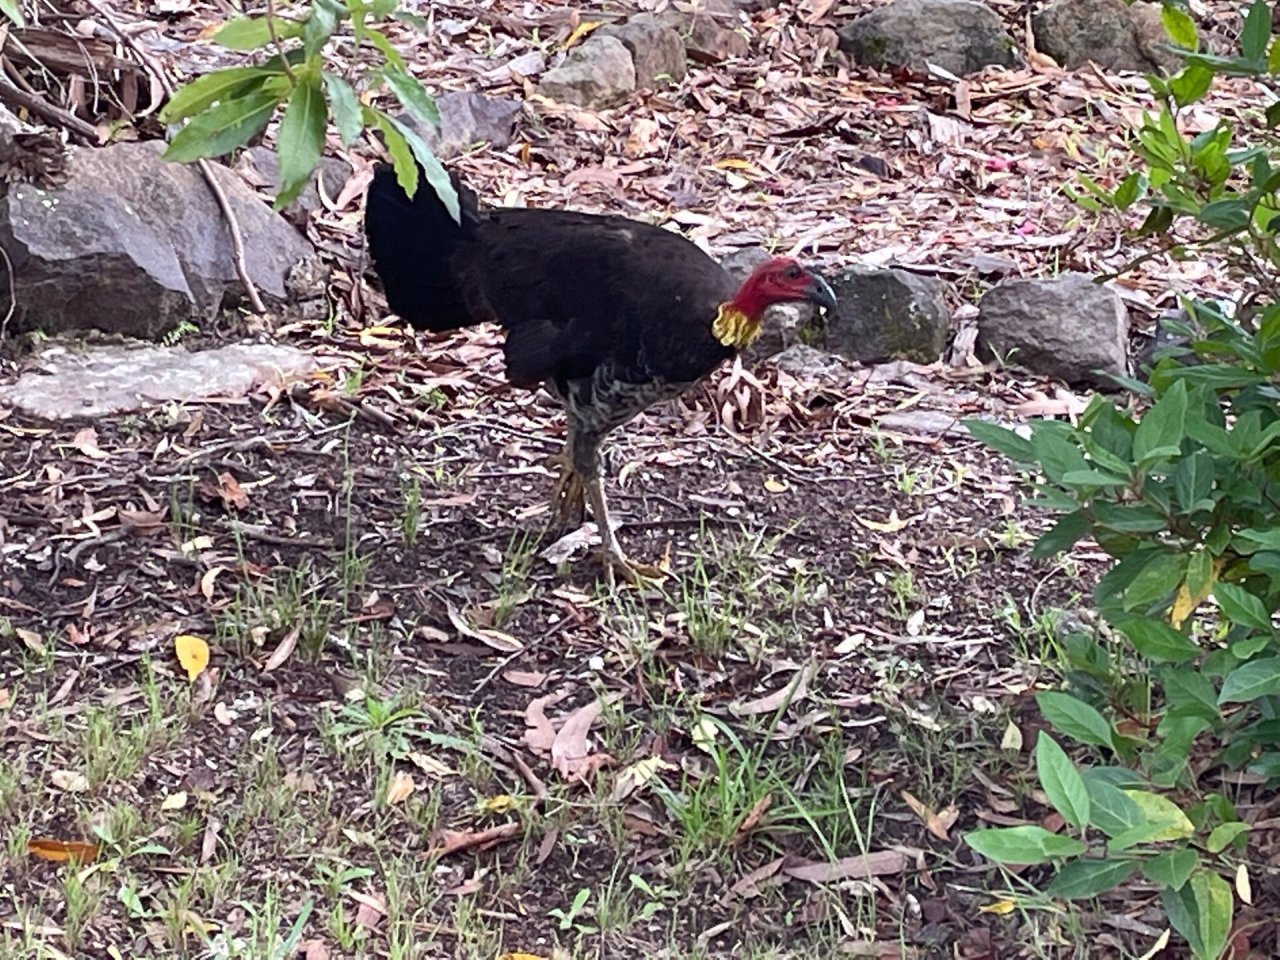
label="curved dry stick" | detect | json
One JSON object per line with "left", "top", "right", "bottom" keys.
{"left": 78, "top": 0, "right": 267, "bottom": 314}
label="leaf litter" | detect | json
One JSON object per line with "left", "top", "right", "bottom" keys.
{"left": 1, "top": 0, "right": 1275, "bottom": 956}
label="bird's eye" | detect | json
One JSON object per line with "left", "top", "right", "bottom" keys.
{"left": 785, "top": 266, "right": 802, "bottom": 280}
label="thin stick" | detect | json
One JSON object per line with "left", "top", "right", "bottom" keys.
{"left": 0, "top": 74, "right": 97, "bottom": 140}
{"left": 78, "top": 0, "right": 267, "bottom": 313}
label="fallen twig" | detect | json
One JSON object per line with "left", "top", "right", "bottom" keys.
{"left": 0, "top": 73, "right": 98, "bottom": 141}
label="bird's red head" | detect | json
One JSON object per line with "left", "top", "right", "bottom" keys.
{"left": 729, "top": 257, "right": 838, "bottom": 320}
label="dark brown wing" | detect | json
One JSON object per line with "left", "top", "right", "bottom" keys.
{"left": 461, "top": 208, "right": 737, "bottom": 389}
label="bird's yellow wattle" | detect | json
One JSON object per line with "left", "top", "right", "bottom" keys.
{"left": 712, "top": 304, "right": 761, "bottom": 349}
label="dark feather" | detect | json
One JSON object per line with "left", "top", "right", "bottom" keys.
{"left": 364, "top": 163, "right": 738, "bottom": 392}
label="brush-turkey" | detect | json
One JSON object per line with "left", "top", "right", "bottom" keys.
{"left": 364, "top": 164, "right": 837, "bottom": 585}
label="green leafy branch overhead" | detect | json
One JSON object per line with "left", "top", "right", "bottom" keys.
{"left": 159, "top": 0, "right": 456, "bottom": 218}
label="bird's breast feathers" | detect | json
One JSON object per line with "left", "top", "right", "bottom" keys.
{"left": 711, "top": 304, "right": 762, "bottom": 350}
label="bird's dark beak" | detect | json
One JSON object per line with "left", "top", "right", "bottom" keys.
{"left": 806, "top": 273, "right": 838, "bottom": 314}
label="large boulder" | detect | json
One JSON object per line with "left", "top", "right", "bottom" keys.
{"left": 977, "top": 273, "right": 1129, "bottom": 386}
{"left": 598, "top": 19, "right": 688, "bottom": 87}
{"left": 1034, "top": 0, "right": 1181, "bottom": 73}
{"left": 418, "top": 91, "right": 522, "bottom": 159}
{"left": 837, "top": 0, "right": 1020, "bottom": 76}
{"left": 0, "top": 140, "right": 311, "bottom": 340}
{"left": 537, "top": 36, "right": 636, "bottom": 107}
{"left": 823, "top": 266, "right": 952, "bottom": 364}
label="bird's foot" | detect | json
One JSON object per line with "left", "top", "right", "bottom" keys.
{"left": 544, "top": 452, "right": 585, "bottom": 539}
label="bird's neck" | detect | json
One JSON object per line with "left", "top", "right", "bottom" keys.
{"left": 712, "top": 303, "right": 762, "bottom": 349}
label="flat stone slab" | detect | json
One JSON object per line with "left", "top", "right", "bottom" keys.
{"left": 0, "top": 342, "right": 318, "bottom": 420}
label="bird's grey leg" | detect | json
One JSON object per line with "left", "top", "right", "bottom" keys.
{"left": 572, "top": 428, "right": 666, "bottom": 588}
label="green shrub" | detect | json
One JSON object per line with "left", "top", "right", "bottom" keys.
{"left": 963, "top": 3, "right": 1280, "bottom": 956}
{"left": 159, "top": 0, "right": 454, "bottom": 215}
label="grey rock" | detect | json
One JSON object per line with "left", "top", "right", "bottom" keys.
{"left": 773, "top": 343, "right": 854, "bottom": 385}
{"left": 823, "top": 265, "right": 952, "bottom": 364}
{"left": 630, "top": 0, "right": 749, "bottom": 63}
{"left": 537, "top": 36, "right": 636, "bottom": 107}
{"left": 0, "top": 140, "right": 312, "bottom": 340}
{"left": 719, "top": 246, "right": 771, "bottom": 282}
{"left": 977, "top": 273, "right": 1129, "bottom": 386}
{"left": 1034, "top": 0, "right": 1182, "bottom": 73}
{"left": 598, "top": 19, "right": 688, "bottom": 87}
{"left": 837, "top": 0, "right": 1020, "bottom": 76}
{"left": 234, "top": 145, "right": 353, "bottom": 226}
{"left": 0, "top": 341, "right": 318, "bottom": 420}
{"left": 413, "top": 90, "right": 522, "bottom": 160}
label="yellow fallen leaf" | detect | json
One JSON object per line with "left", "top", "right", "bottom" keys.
{"left": 175, "top": 635, "right": 210, "bottom": 682}
{"left": 385, "top": 771, "right": 415, "bottom": 805}
{"left": 1236, "top": 862, "right": 1252, "bottom": 905}
{"left": 500, "top": 954, "right": 547, "bottom": 960}
{"left": 28, "top": 838, "right": 100, "bottom": 863}
{"left": 481, "top": 794, "right": 518, "bottom": 814}
{"left": 979, "top": 898, "right": 1015, "bottom": 915}
{"left": 855, "top": 510, "right": 913, "bottom": 533}
{"left": 713, "top": 157, "right": 766, "bottom": 177}
{"left": 763, "top": 477, "right": 789, "bottom": 493}
{"left": 563, "top": 20, "right": 601, "bottom": 48}
{"left": 161, "top": 791, "right": 188, "bottom": 811}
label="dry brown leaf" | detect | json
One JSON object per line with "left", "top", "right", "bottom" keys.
{"left": 429, "top": 822, "right": 523, "bottom": 858}
{"left": 216, "top": 472, "right": 249, "bottom": 509}
{"left": 729, "top": 856, "right": 785, "bottom": 897}
{"left": 900, "top": 789, "right": 959, "bottom": 841}
{"left": 522, "top": 690, "right": 568, "bottom": 754}
{"left": 781, "top": 850, "right": 908, "bottom": 884}
{"left": 729, "top": 661, "right": 816, "bottom": 717}
{"left": 551, "top": 699, "right": 602, "bottom": 780}
{"left": 70, "top": 426, "right": 110, "bottom": 460}
{"left": 261, "top": 626, "right": 299, "bottom": 672}
{"left": 385, "top": 771, "right": 415, "bottom": 805}
{"left": 502, "top": 669, "right": 548, "bottom": 688}
{"left": 733, "top": 793, "right": 773, "bottom": 843}
{"left": 50, "top": 770, "right": 89, "bottom": 793}
{"left": 446, "top": 604, "right": 522, "bottom": 653}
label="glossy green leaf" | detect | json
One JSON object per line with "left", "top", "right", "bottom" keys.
{"left": 1142, "top": 847, "right": 1198, "bottom": 891}
{"left": 1205, "top": 820, "right": 1249, "bottom": 854}
{"left": 383, "top": 67, "right": 440, "bottom": 128}
{"left": 160, "top": 67, "right": 281, "bottom": 124}
{"left": 1108, "top": 790, "right": 1195, "bottom": 851}
{"left": 163, "top": 88, "right": 283, "bottom": 163}
{"left": 963, "top": 419, "right": 1034, "bottom": 462}
{"left": 1047, "top": 858, "right": 1136, "bottom": 900}
{"left": 323, "top": 72, "right": 363, "bottom": 146}
{"left": 1031, "top": 510, "right": 1090, "bottom": 560}
{"left": 1161, "top": 6, "right": 1197, "bottom": 50}
{"left": 214, "top": 15, "right": 306, "bottom": 50}
{"left": 1118, "top": 619, "right": 1199, "bottom": 664}
{"left": 965, "top": 826, "right": 1087, "bottom": 865}
{"left": 1036, "top": 691, "right": 1114, "bottom": 749}
{"left": 1083, "top": 775, "right": 1144, "bottom": 838}
{"left": 275, "top": 76, "right": 327, "bottom": 210}
{"left": 1213, "top": 583, "right": 1272, "bottom": 630}
{"left": 1218, "top": 657, "right": 1280, "bottom": 704}
{"left": 1133, "top": 380, "right": 1188, "bottom": 464}
{"left": 1241, "top": 0, "right": 1271, "bottom": 61}
{"left": 1036, "top": 733, "right": 1091, "bottom": 828}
